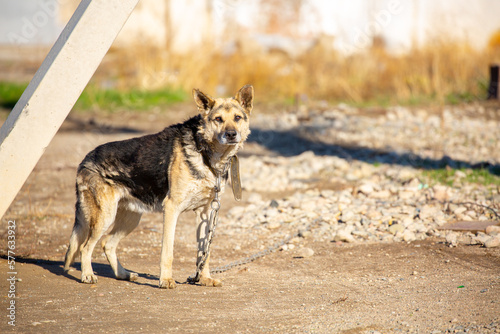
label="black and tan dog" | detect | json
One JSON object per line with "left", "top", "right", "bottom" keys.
{"left": 64, "top": 85, "right": 253, "bottom": 288}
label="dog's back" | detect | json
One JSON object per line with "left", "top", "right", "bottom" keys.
{"left": 77, "top": 115, "right": 207, "bottom": 211}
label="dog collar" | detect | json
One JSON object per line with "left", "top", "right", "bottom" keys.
{"left": 200, "top": 151, "right": 241, "bottom": 202}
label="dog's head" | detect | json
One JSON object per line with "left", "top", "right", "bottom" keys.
{"left": 193, "top": 85, "right": 253, "bottom": 146}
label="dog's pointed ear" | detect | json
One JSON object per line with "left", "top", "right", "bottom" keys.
{"left": 193, "top": 88, "right": 215, "bottom": 114}
{"left": 235, "top": 85, "right": 254, "bottom": 114}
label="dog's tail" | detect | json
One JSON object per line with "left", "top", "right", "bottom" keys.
{"left": 63, "top": 200, "right": 89, "bottom": 272}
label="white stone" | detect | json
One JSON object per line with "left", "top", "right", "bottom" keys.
{"left": 334, "top": 228, "right": 356, "bottom": 243}
{"left": 296, "top": 247, "right": 315, "bottom": 258}
{"left": 403, "top": 230, "right": 416, "bottom": 242}
{"left": 484, "top": 236, "right": 500, "bottom": 248}
{"left": 358, "top": 183, "right": 375, "bottom": 195}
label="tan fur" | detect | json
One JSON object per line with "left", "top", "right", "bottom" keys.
{"left": 64, "top": 85, "right": 253, "bottom": 288}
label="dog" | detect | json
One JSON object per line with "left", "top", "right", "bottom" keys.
{"left": 64, "top": 85, "right": 253, "bottom": 288}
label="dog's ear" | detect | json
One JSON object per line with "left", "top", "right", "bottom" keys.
{"left": 193, "top": 88, "right": 215, "bottom": 113}
{"left": 235, "top": 85, "right": 254, "bottom": 114}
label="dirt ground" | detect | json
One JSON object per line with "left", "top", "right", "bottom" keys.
{"left": 1, "top": 108, "right": 499, "bottom": 333}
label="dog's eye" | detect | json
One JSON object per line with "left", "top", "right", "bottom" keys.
{"left": 214, "top": 116, "right": 223, "bottom": 123}
{"left": 234, "top": 115, "right": 242, "bottom": 122}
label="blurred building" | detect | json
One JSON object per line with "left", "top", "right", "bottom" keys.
{"left": 0, "top": 0, "right": 499, "bottom": 55}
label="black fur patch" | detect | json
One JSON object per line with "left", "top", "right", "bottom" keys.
{"left": 79, "top": 115, "right": 207, "bottom": 208}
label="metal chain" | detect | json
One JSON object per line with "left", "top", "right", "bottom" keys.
{"left": 191, "top": 161, "right": 231, "bottom": 283}
{"left": 192, "top": 174, "right": 221, "bottom": 282}
{"left": 211, "top": 218, "right": 321, "bottom": 274}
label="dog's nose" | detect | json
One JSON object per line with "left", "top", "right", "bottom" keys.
{"left": 225, "top": 130, "right": 237, "bottom": 140}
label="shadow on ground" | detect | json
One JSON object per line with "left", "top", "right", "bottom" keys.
{"left": 1, "top": 255, "right": 162, "bottom": 288}
{"left": 247, "top": 128, "right": 500, "bottom": 175}
{"left": 49, "top": 116, "right": 500, "bottom": 175}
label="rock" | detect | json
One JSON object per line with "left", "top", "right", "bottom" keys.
{"left": 486, "top": 225, "right": 500, "bottom": 235}
{"left": 366, "top": 210, "right": 382, "bottom": 219}
{"left": 358, "top": 183, "right": 376, "bottom": 195}
{"left": 446, "top": 232, "right": 458, "bottom": 247}
{"left": 267, "top": 222, "right": 281, "bottom": 229}
{"left": 370, "top": 190, "right": 391, "bottom": 199}
{"left": 299, "top": 230, "right": 312, "bottom": 238}
{"left": 301, "top": 200, "right": 318, "bottom": 211}
{"left": 218, "top": 106, "right": 500, "bottom": 253}
{"left": 473, "top": 233, "right": 490, "bottom": 245}
{"left": 453, "top": 207, "right": 467, "bottom": 215}
{"left": 334, "top": 228, "right": 356, "bottom": 243}
{"left": 352, "top": 230, "right": 370, "bottom": 239}
{"left": 341, "top": 210, "right": 356, "bottom": 222}
{"left": 398, "top": 169, "right": 417, "bottom": 182}
{"left": 403, "top": 230, "right": 416, "bottom": 242}
{"left": 388, "top": 224, "right": 404, "bottom": 235}
{"left": 419, "top": 205, "right": 440, "bottom": 220}
{"left": 296, "top": 247, "right": 314, "bottom": 258}
{"left": 464, "top": 210, "right": 477, "bottom": 219}
{"left": 402, "top": 217, "right": 414, "bottom": 227}
{"left": 484, "top": 236, "right": 500, "bottom": 248}
{"left": 399, "top": 190, "right": 414, "bottom": 200}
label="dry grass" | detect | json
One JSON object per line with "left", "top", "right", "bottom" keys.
{"left": 98, "top": 32, "right": 500, "bottom": 105}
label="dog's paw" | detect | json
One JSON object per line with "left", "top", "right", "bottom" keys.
{"left": 128, "top": 272, "right": 139, "bottom": 281}
{"left": 117, "top": 271, "right": 138, "bottom": 281}
{"left": 81, "top": 274, "right": 98, "bottom": 284}
{"left": 200, "top": 277, "right": 222, "bottom": 287}
{"left": 159, "top": 278, "right": 176, "bottom": 289}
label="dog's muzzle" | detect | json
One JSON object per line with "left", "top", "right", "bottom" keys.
{"left": 218, "top": 130, "right": 240, "bottom": 145}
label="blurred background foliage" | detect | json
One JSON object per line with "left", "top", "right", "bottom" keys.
{"left": 1, "top": 0, "right": 500, "bottom": 110}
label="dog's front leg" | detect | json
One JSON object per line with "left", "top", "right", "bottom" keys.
{"left": 190, "top": 205, "right": 222, "bottom": 287}
{"left": 159, "top": 199, "right": 180, "bottom": 289}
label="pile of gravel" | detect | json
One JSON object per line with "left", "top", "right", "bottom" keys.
{"left": 218, "top": 104, "right": 500, "bottom": 250}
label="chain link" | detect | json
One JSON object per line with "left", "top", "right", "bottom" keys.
{"left": 206, "top": 190, "right": 500, "bottom": 275}
{"left": 192, "top": 163, "right": 228, "bottom": 282}
{"left": 211, "top": 219, "right": 321, "bottom": 274}
{"left": 192, "top": 157, "right": 326, "bottom": 277}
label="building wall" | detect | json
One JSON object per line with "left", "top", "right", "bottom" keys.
{"left": 0, "top": 0, "right": 499, "bottom": 54}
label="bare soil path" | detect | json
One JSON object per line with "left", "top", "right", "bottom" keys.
{"left": 1, "top": 107, "right": 499, "bottom": 333}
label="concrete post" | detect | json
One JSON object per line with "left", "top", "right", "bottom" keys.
{"left": 0, "top": 0, "right": 139, "bottom": 219}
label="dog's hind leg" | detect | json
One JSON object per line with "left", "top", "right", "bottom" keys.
{"left": 101, "top": 207, "right": 141, "bottom": 281}
{"left": 64, "top": 204, "right": 88, "bottom": 272}
{"left": 79, "top": 187, "right": 119, "bottom": 284}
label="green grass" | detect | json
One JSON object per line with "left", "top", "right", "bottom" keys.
{"left": 0, "top": 81, "right": 187, "bottom": 112}
{"left": 0, "top": 79, "right": 487, "bottom": 113}
{"left": 0, "top": 82, "right": 28, "bottom": 109}
{"left": 0, "top": 78, "right": 491, "bottom": 122}
{"left": 444, "top": 91, "right": 478, "bottom": 105}
{"left": 422, "top": 168, "right": 500, "bottom": 187}
{"left": 74, "top": 86, "right": 187, "bottom": 111}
